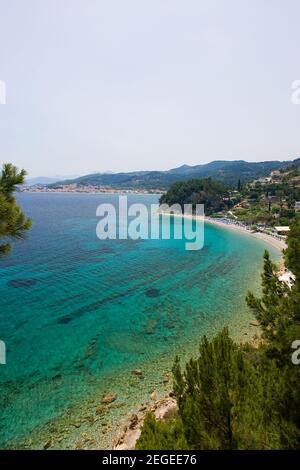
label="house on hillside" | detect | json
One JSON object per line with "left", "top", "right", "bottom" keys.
{"left": 274, "top": 226, "right": 290, "bottom": 236}
{"left": 271, "top": 170, "right": 283, "bottom": 181}
{"left": 258, "top": 177, "right": 272, "bottom": 185}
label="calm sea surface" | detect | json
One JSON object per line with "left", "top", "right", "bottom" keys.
{"left": 0, "top": 193, "right": 280, "bottom": 448}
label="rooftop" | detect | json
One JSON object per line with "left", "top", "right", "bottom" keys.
{"left": 274, "top": 226, "right": 290, "bottom": 232}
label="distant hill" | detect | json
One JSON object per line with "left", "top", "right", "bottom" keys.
{"left": 26, "top": 175, "right": 80, "bottom": 186}
{"left": 25, "top": 176, "right": 61, "bottom": 185}
{"left": 48, "top": 159, "right": 296, "bottom": 190}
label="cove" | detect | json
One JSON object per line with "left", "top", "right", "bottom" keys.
{"left": 0, "top": 192, "right": 281, "bottom": 449}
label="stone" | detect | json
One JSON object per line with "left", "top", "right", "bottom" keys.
{"left": 163, "top": 373, "right": 170, "bottom": 384}
{"left": 85, "top": 415, "right": 97, "bottom": 425}
{"left": 43, "top": 439, "right": 51, "bottom": 450}
{"left": 145, "top": 288, "right": 160, "bottom": 297}
{"left": 101, "top": 392, "right": 117, "bottom": 404}
{"left": 129, "top": 414, "right": 139, "bottom": 429}
{"left": 96, "top": 405, "right": 106, "bottom": 415}
{"left": 132, "top": 369, "right": 144, "bottom": 378}
{"left": 52, "top": 373, "right": 62, "bottom": 380}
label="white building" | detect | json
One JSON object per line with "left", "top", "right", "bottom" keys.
{"left": 274, "top": 226, "right": 290, "bottom": 235}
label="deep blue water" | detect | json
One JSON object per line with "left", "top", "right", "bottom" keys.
{"left": 0, "top": 193, "right": 280, "bottom": 448}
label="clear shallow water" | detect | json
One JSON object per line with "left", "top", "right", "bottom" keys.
{"left": 0, "top": 193, "right": 280, "bottom": 448}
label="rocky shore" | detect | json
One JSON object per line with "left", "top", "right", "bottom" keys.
{"left": 113, "top": 394, "right": 177, "bottom": 450}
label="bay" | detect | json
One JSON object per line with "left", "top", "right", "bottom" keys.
{"left": 0, "top": 193, "right": 280, "bottom": 448}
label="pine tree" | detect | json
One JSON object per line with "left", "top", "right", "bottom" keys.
{"left": 137, "top": 329, "right": 297, "bottom": 449}
{"left": 0, "top": 163, "right": 31, "bottom": 255}
{"left": 172, "top": 328, "right": 246, "bottom": 449}
{"left": 284, "top": 218, "right": 300, "bottom": 281}
{"left": 136, "top": 413, "right": 187, "bottom": 450}
{"left": 246, "top": 250, "right": 290, "bottom": 341}
{"left": 137, "top": 219, "right": 300, "bottom": 450}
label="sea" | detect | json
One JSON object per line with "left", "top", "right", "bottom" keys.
{"left": 0, "top": 193, "right": 280, "bottom": 449}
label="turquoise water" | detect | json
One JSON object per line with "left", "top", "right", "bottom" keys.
{"left": 0, "top": 193, "right": 280, "bottom": 449}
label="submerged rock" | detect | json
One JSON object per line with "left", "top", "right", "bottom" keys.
{"left": 8, "top": 279, "right": 38, "bottom": 288}
{"left": 131, "top": 369, "right": 144, "bottom": 378}
{"left": 163, "top": 372, "right": 170, "bottom": 384}
{"left": 129, "top": 414, "right": 139, "bottom": 429}
{"left": 145, "top": 288, "right": 160, "bottom": 297}
{"left": 43, "top": 439, "right": 51, "bottom": 450}
{"left": 52, "top": 373, "right": 62, "bottom": 381}
{"left": 95, "top": 405, "right": 106, "bottom": 415}
{"left": 70, "top": 421, "right": 81, "bottom": 428}
{"left": 143, "top": 317, "right": 158, "bottom": 334}
{"left": 101, "top": 393, "right": 117, "bottom": 404}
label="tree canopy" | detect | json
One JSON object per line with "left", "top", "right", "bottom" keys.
{"left": 159, "top": 178, "right": 231, "bottom": 215}
{"left": 137, "top": 218, "right": 300, "bottom": 450}
{"left": 0, "top": 163, "right": 31, "bottom": 255}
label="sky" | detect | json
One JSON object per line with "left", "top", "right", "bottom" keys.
{"left": 0, "top": 0, "right": 300, "bottom": 177}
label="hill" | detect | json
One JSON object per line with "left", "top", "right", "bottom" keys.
{"left": 48, "top": 159, "right": 296, "bottom": 190}
{"left": 25, "top": 175, "right": 80, "bottom": 186}
{"left": 159, "top": 178, "right": 230, "bottom": 215}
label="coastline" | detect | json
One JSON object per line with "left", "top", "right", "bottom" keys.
{"left": 113, "top": 395, "right": 177, "bottom": 450}
{"left": 6, "top": 204, "right": 286, "bottom": 451}
{"left": 160, "top": 210, "right": 287, "bottom": 253}
{"left": 112, "top": 212, "right": 287, "bottom": 451}
{"left": 205, "top": 217, "right": 287, "bottom": 252}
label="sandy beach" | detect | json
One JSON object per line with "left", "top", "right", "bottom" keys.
{"left": 113, "top": 212, "right": 287, "bottom": 451}
{"left": 159, "top": 210, "right": 287, "bottom": 252}
{"left": 205, "top": 217, "right": 287, "bottom": 252}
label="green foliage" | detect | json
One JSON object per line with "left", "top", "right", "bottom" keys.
{"left": 0, "top": 163, "right": 31, "bottom": 255}
{"left": 246, "top": 251, "right": 290, "bottom": 341}
{"left": 49, "top": 160, "right": 289, "bottom": 190}
{"left": 172, "top": 329, "right": 248, "bottom": 449}
{"left": 137, "top": 329, "right": 299, "bottom": 449}
{"left": 247, "top": 219, "right": 300, "bottom": 345}
{"left": 159, "top": 178, "right": 229, "bottom": 215}
{"left": 137, "top": 218, "right": 300, "bottom": 450}
{"left": 284, "top": 218, "right": 300, "bottom": 280}
{"left": 136, "top": 413, "right": 187, "bottom": 450}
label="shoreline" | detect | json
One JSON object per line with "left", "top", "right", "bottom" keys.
{"left": 113, "top": 395, "right": 177, "bottom": 450}
{"left": 113, "top": 319, "right": 264, "bottom": 451}
{"left": 113, "top": 213, "right": 286, "bottom": 451}
{"left": 205, "top": 217, "right": 287, "bottom": 252}
{"left": 8, "top": 210, "right": 286, "bottom": 451}
{"left": 159, "top": 210, "right": 287, "bottom": 253}
{"left": 20, "top": 189, "right": 165, "bottom": 195}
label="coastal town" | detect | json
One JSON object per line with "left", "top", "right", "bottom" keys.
{"left": 21, "top": 183, "right": 165, "bottom": 195}
{"left": 21, "top": 159, "right": 300, "bottom": 243}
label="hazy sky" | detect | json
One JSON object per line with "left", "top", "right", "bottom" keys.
{"left": 0, "top": 0, "right": 300, "bottom": 177}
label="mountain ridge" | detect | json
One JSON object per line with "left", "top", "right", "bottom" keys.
{"left": 47, "top": 159, "right": 297, "bottom": 189}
